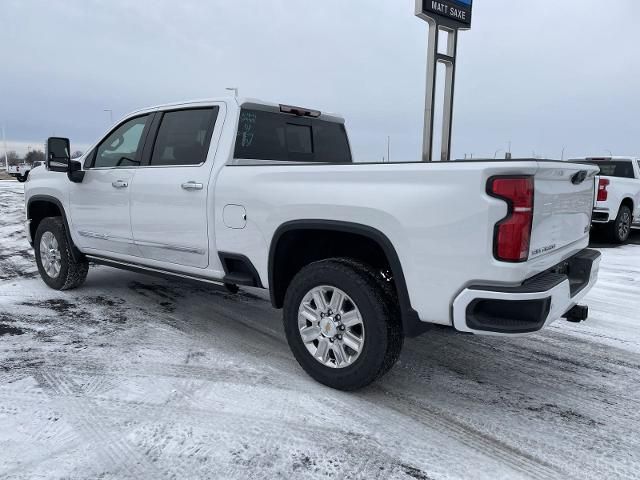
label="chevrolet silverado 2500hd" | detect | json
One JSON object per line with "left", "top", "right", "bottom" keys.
{"left": 25, "top": 97, "right": 601, "bottom": 390}
{"left": 577, "top": 157, "right": 640, "bottom": 243}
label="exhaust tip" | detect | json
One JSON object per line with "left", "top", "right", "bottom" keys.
{"left": 563, "top": 305, "right": 589, "bottom": 323}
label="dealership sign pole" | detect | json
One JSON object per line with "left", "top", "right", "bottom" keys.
{"left": 415, "top": 0, "right": 472, "bottom": 162}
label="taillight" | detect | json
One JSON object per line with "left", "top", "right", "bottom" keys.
{"left": 488, "top": 176, "right": 534, "bottom": 263}
{"left": 597, "top": 178, "right": 609, "bottom": 202}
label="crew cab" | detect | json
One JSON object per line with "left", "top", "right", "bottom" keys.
{"left": 25, "top": 97, "right": 601, "bottom": 390}
{"left": 576, "top": 157, "right": 640, "bottom": 243}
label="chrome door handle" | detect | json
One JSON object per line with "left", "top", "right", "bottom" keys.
{"left": 112, "top": 180, "right": 129, "bottom": 188}
{"left": 181, "top": 181, "right": 203, "bottom": 191}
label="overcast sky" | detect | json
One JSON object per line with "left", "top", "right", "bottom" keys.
{"left": 1, "top": 0, "right": 639, "bottom": 161}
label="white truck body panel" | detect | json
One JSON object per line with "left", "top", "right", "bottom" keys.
{"left": 128, "top": 102, "right": 228, "bottom": 270}
{"left": 214, "top": 159, "right": 596, "bottom": 326}
{"left": 69, "top": 168, "right": 139, "bottom": 256}
{"left": 25, "top": 97, "right": 600, "bottom": 336}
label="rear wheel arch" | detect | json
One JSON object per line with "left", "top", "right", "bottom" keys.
{"left": 620, "top": 197, "right": 634, "bottom": 215}
{"left": 268, "top": 220, "right": 428, "bottom": 337}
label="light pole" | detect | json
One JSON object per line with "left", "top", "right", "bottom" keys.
{"left": 2, "top": 124, "right": 8, "bottom": 171}
{"left": 104, "top": 109, "right": 113, "bottom": 124}
{"left": 387, "top": 136, "right": 391, "bottom": 163}
{"left": 561, "top": 146, "right": 566, "bottom": 161}
{"left": 494, "top": 149, "right": 503, "bottom": 159}
{"left": 226, "top": 87, "right": 239, "bottom": 98}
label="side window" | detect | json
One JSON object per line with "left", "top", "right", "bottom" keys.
{"left": 150, "top": 108, "right": 218, "bottom": 166}
{"left": 93, "top": 115, "right": 149, "bottom": 168}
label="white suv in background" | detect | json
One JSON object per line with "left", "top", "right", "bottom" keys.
{"left": 578, "top": 157, "right": 640, "bottom": 243}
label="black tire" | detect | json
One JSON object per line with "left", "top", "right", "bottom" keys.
{"left": 16, "top": 174, "right": 27, "bottom": 183}
{"left": 330, "top": 258, "right": 403, "bottom": 377}
{"left": 34, "top": 217, "right": 89, "bottom": 290}
{"left": 331, "top": 258, "right": 399, "bottom": 311}
{"left": 283, "top": 259, "right": 403, "bottom": 391}
{"left": 608, "top": 205, "right": 632, "bottom": 244}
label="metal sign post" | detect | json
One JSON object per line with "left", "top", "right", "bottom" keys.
{"left": 415, "top": 0, "right": 472, "bottom": 162}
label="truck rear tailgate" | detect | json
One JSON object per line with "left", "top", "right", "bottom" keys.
{"left": 529, "top": 162, "right": 598, "bottom": 260}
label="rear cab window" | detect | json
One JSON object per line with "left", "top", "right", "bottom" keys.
{"left": 581, "top": 160, "right": 636, "bottom": 179}
{"left": 234, "top": 107, "right": 352, "bottom": 163}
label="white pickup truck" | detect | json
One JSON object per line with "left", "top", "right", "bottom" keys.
{"left": 25, "top": 97, "right": 601, "bottom": 390}
{"left": 8, "top": 162, "right": 40, "bottom": 182}
{"left": 576, "top": 157, "right": 640, "bottom": 243}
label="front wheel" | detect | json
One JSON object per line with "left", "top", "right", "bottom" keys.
{"left": 16, "top": 174, "right": 27, "bottom": 183}
{"left": 608, "top": 205, "right": 632, "bottom": 244}
{"left": 34, "top": 217, "right": 89, "bottom": 290}
{"left": 283, "top": 259, "right": 403, "bottom": 391}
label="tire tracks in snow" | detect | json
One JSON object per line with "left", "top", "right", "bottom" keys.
{"left": 31, "top": 370, "right": 170, "bottom": 480}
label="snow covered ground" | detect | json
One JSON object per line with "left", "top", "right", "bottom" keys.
{"left": 1, "top": 178, "right": 639, "bottom": 479}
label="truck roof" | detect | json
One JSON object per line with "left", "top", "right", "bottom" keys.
{"left": 577, "top": 156, "right": 639, "bottom": 162}
{"left": 127, "top": 96, "right": 345, "bottom": 124}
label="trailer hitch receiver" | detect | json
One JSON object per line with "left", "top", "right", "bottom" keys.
{"left": 563, "top": 305, "right": 589, "bottom": 323}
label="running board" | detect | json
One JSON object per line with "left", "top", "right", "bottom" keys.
{"left": 86, "top": 255, "right": 226, "bottom": 288}
{"left": 223, "top": 272, "right": 255, "bottom": 287}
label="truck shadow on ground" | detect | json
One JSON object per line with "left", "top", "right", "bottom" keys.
{"left": 589, "top": 228, "right": 640, "bottom": 248}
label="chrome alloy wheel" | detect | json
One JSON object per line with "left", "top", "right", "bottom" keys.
{"left": 298, "top": 286, "right": 365, "bottom": 369}
{"left": 39, "top": 231, "right": 61, "bottom": 279}
{"left": 619, "top": 211, "right": 631, "bottom": 240}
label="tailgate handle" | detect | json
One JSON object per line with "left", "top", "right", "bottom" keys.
{"left": 571, "top": 170, "right": 588, "bottom": 185}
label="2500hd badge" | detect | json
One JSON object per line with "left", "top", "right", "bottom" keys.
{"left": 532, "top": 244, "right": 557, "bottom": 257}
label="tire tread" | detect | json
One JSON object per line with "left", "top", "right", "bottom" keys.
{"left": 35, "top": 217, "right": 88, "bottom": 291}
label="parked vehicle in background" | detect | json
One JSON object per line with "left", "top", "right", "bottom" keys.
{"left": 8, "top": 162, "right": 34, "bottom": 182}
{"left": 24, "top": 97, "right": 601, "bottom": 390}
{"left": 577, "top": 157, "right": 640, "bottom": 243}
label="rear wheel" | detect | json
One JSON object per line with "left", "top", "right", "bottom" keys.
{"left": 34, "top": 217, "right": 89, "bottom": 290}
{"left": 283, "top": 259, "right": 403, "bottom": 390}
{"left": 608, "top": 205, "right": 632, "bottom": 244}
{"left": 16, "top": 174, "right": 27, "bottom": 183}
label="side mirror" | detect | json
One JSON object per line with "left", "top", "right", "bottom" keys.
{"left": 47, "top": 137, "right": 71, "bottom": 172}
{"left": 68, "top": 159, "right": 85, "bottom": 183}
